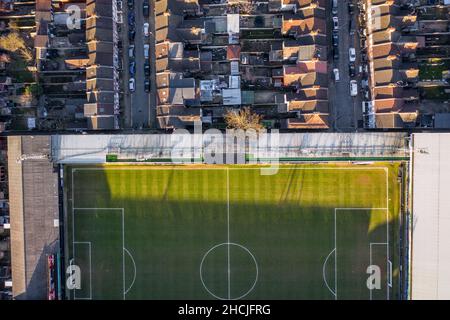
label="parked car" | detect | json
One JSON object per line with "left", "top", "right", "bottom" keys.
{"left": 362, "top": 101, "right": 372, "bottom": 114}
{"left": 144, "top": 61, "right": 150, "bottom": 76}
{"left": 349, "top": 63, "right": 356, "bottom": 77}
{"left": 361, "top": 79, "right": 369, "bottom": 88}
{"left": 349, "top": 19, "right": 355, "bottom": 36}
{"left": 144, "top": 44, "right": 150, "bottom": 59}
{"left": 0, "top": 215, "right": 9, "bottom": 225}
{"left": 332, "top": 31, "right": 338, "bottom": 47}
{"left": 129, "top": 78, "right": 135, "bottom": 92}
{"left": 333, "top": 68, "right": 340, "bottom": 82}
{"left": 128, "top": 45, "right": 135, "bottom": 59}
{"left": 144, "top": 78, "right": 150, "bottom": 93}
{"left": 332, "top": 16, "right": 339, "bottom": 30}
{"left": 128, "top": 29, "right": 135, "bottom": 41}
{"left": 332, "top": 5, "right": 338, "bottom": 15}
{"left": 349, "top": 47, "right": 356, "bottom": 62}
{"left": 143, "top": 23, "right": 149, "bottom": 37}
{"left": 332, "top": 0, "right": 338, "bottom": 10}
{"left": 143, "top": 0, "right": 149, "bottom": 17}
{"left": 128, "top": 11, "right": 135, "bottom": 25}
{"left": 129, "top": 61, "right": 136, "bottom": 76}
{"left": 362, "top": 88, "right": 369, "bottom": 99}
{"left": 333, "top": 46, "right": 339, "bottom": 60}
{"left": 348, "top": 3, "right": 355, "bottom": 14}
{"left": 350, "top": 80, "right": 358, "bottom": 96}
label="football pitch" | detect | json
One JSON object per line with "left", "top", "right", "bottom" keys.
{"left": 64, "top": 163, "right": 403, "bottom": 300}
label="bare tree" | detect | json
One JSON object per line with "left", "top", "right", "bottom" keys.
{"left": 0, "top": 32, "right": 33, "bottom": 62}
{"left": 224, "top": 107, "right": 264, "bottom": 131}
{"left": 238, "top": 1, "right": 254, "bottom": 14}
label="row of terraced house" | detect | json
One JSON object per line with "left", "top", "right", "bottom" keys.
{"left": 364, "top": 0, "right": 450, "bottom": 129}
{"left": 155, "top": 0, "right": 331, "bottom": 130}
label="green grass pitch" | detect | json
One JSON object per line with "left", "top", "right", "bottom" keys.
{"left": 64, "top": 163, "right": 402, "bottom": 300}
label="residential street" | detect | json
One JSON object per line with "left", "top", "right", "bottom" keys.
{"left": 330, "top": 0, "right": 362, "bottom": 131}
{"left": 122, "top": 0, "right": 155, "bottom": 129}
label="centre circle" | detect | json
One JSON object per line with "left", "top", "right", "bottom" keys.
{"left": 199, "top": 242, "right": 258, "bottom": 300}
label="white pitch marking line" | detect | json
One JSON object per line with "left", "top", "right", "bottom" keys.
{"left": 385, "top": 168, "right": 390, "bottom": 300}
{"left": 369, "top": 242, "right": 389, "bottom": 301}
{"left": 71, "top": 169, "right": 75, "bottom": 300}
{"left": 227, "top": 168, "right": 231, "bottom": 300}
{"left": 323, "top": 248, "right": 336, "bottom": 298}
{"left": 122, "top": 208, "right": 125, "bottom": 300}
{"left": 388, "top": 260, "right": 392, "bottom": 288}
{"left": 123, "top": 247, "right": 137, "bottom": 295}
{"left": 370, "top": 243, "right": 372, "bottom": 301}
{"left": 73, "top": 166, "right": 392, "bottom": 300}
{"left": 72, "top": 201, "right": 125, "bottom": 299}
{"left": 334, "top": 209, "right": 337, "bottom": 300}
{"left": 199, "top": 242, "right": 259, "bottom": 300}
{"left": 334, "top": 208, "right": 389, "bottom": 301}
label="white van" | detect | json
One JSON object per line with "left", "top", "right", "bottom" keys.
{"left": 129, "top": 78, "right": 135, "bottom": 92}
{"left": 333, "top": 68, "right": 340, "bottom": 82}
{"left": 144, "top": 44, "right": 150, "bottom": 59}
{"left": 128, "top": 45, "right": 135, "bottom": 59}
{"left": 350, "top": 80, "right": 358, "bottom": 96}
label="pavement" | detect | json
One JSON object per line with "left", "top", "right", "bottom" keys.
{"left": 121, "top": 0, "right": 156, "bottom": 129}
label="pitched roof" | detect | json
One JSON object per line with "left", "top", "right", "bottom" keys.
{"left": 86, "top": 2, "right": 112, "bottom": 18}
{"left": 373, "top": 85, "right": 403, "bottom": 99}
{"left": 84, "top": 103, "right": 115, "bottom": 117}
{"left": 287, "top": 99, "right": 329, "bottom": 112}
{"left": 281, "top": 71, "right": 329, "bottom": 87}
{"left": 36, "top": 0, "right": 51, "bottom": 12}
{"left": 373, "top": 98, "right": 405, "bottom": 112}
{"left": 296, "top": 61, "right": 328, "bottom": 74}
{"left": 301, "top": 45, "right": 327, "bottom": 61}
{"left": 371, "top": 43, "right": 400, "bottom": 59}
{"left": 373, "top": 69, "right": 401, "bottom": 86}
{"left": 282, "top": 0, "right": 327, "bottom": 8}
{"left": 374, "top": 112, "right": 417, "bottom": 128}
{"left": 372, "top": 29, "right": 401, "bottom": 44}
{"left": 87, "top": 115, "right": 115, "bottom": 130}
{"left": 88, "top": 51, "right": 113, "bottom": 66}
{"left": 373, "top": 56, "right": 401, "bottom": 70}
{"left": 227, "top": 45, "right": 241, "bottom": 60}
{"left": 282, "top": 15, "right": 326, "bottom": 35}
{"left": 281, "top": 114, "right": 329, "bottom": 129}
{"left": 86, "top": 78, "right": 114, "bottom": 91}
{"left": 287, "top": 88, "right": 328, "bottom": 100}
{"left": 86, "top": 65, "right": 114, "bottom": 80}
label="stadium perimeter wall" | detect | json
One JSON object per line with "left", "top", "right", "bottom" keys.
{"left": 51, "top": 132, "right": 409, "bottom": 163}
